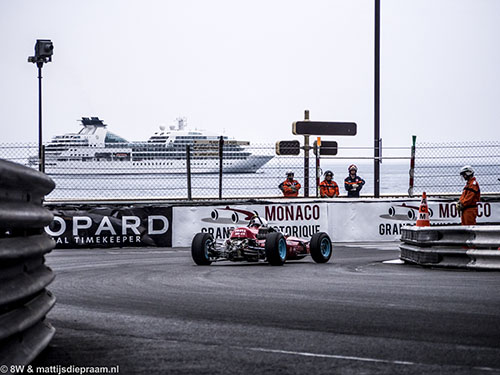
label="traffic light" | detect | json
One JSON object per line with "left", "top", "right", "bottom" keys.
{"left": 293, "top": 121, "right": 356, "bottom": 136}
{"left": 275, "top": 140, "right": 300, "bottom": 155}
{"left": 313, "top": 140, "right": 338, "bottom": 156}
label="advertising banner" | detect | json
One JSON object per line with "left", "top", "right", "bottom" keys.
{"left": 46, "top": 206, "right": 172, "bottom": 248}
{"left": 173, "top": 202, "right": 328, "bottom": 247}
{"left": 327, "top": 198, "right": 500, "bottom": 242}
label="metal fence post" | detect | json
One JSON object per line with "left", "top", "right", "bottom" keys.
{"left": 219, "top": 136, "right": 224, "bottom": 199}
{"left": 186, "top": 145, "right": 192, "bottom": 200}
{"left": 303, "top": 110, "right": 310, "bottom": 197}
{"left": 41, "top": 144, "right": 45, "bottom": 173}
{"left": 315, "top": 138, "right": 320, "bottom": 197}
{"left": 408, "top": 135, "right": 416, "bottom": 197}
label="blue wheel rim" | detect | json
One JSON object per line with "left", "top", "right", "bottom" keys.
{"left": 204, "top": 239, "right": 211, "bottom": 259}
{"left": 320, "top": 238, "right": 331, "bottom": 258}
{"left": 278, "top": 238, "right": 286, "bottom": 260}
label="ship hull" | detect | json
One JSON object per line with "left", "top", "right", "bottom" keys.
{"left": 44, "top": 155, "right": 273, "bottom": 175}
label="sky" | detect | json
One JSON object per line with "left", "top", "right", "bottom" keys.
{"left": 1, "top": 0, "right": 499, "bottom": 156}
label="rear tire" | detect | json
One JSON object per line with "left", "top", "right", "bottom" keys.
{"left": 265, "top": 232, "right": 287, "bottom": 266}
{"left": 310, "top": 232, "right": 332, "bottom": 263}
{"left": 191, "top": 233, "right": 213, "bottom": 265}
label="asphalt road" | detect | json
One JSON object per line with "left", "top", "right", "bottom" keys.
{"left": 33, "top": 243, "right": 500, "bottom": 375}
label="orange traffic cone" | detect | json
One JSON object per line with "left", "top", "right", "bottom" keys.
{"left": 416, "top": 192, "right": 430, "bottom": 227}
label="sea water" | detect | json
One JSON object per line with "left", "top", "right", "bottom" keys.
{"left": 46, "top": 161, "right": 416, "bottom": 200}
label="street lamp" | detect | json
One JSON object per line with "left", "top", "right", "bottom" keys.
{"left": 28, "top": 39, "right": 53, "bottom": 173}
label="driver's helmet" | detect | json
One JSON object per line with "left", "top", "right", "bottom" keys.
{"left": 249, "top": 215, "right": 260, "bottom": 227}
{"left": 249, "top": 215, "right": 267, "bottom": 228}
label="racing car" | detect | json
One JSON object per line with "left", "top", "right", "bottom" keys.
{"left": 191, "top": 215, "right": 332, "bottom": 266}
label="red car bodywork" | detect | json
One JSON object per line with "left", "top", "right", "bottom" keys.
{"left": 230, "top": 225, "right": 310, "bottom": 260}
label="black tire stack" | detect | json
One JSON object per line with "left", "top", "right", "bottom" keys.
{"left": 0, "top": 159, "right": 56, "bottom": 366}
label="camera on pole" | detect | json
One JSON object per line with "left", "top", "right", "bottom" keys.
{"left": 28, "top": 39, "right": 53, "bottom": 173}
{"left": 28, "top": 39, "right": 54, "bottom": 67}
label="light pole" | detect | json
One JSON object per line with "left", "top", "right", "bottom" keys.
{"left": 28, "top": 39, "right": 53, "bottom": 173}
{"left": 374, "top": 0, "right": 381, "bottom": 197}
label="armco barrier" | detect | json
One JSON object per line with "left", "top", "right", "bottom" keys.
{"left": 0, "top": 159, "right": 56, "bottom": 367}
{"left": 400, "top": 225, "right": 500, "bottom": 270}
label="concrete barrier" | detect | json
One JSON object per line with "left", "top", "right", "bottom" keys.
{"left": 0, "top": 159, "right": 56, "bottom": 367}
{"left": 400, "top": 225, "right": 500, "bottom": 270}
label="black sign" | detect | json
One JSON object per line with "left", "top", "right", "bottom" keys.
{"left": 313, "top": 140, "right": 338, "bottom": 156}
{"left": 46, "top": 206, "right": 173, "bottom": 248}
{"left": 293, "top": 121, "right": 357, "bottom": 136}
{"left": 275, "top": 140, "right": 301, "bottom": 155}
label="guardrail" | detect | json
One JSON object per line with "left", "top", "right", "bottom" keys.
{"left": 0, "top": 159, "right": 56, "bottom": 367}
{"left": 400, "top": 225, "right": 500, "bottom": 270}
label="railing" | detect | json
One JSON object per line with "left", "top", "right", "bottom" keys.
{"left": 0, "top": 140, "right": 499, "bottom": 201}
{"left": 400, "top": 225, "right": 500, "bottom": 270}
{"left": 0, "top": 159, "right": 56, "bottom": 366}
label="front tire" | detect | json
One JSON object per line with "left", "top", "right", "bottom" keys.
{"left": 191, "top": 233, "right": 213, "bottom": 265}
{"left": 310, "top": 232, "right": 332, "bottom": 263}
{"left": 265, "top": 232, "right": 287, "bottom": 266}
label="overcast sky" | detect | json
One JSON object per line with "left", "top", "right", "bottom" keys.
{"left": 1, "top": 0, "right": 499, "bottom": 153}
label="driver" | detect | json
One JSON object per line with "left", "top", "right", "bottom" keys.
{"left": 248, "top": 215, "right": 268, "bottom": 228}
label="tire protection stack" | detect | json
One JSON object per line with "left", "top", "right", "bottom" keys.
{"left": 0, "top": 159, "right": 56, "bottom": 366}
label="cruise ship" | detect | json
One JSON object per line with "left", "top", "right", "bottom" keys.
{"left": 38, "top": 117, "right": 273, "bottom": 175}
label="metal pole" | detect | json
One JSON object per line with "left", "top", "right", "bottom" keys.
{"left": 37, "top": 64, "right": 44, "bottom": 173}
{"left": 315, "top": 137, "right": 321, "bottom": 197}
{"left": 304, "top": 110, "right": 310, "bottom": 197}
{"left": 374, "top": 0, "right": 381, "bottom": 197}
{"left": 219, "top": 135, "right": 224, "bottom": 199}
{"left": 186, "top": 145, "right": 192, "bottom": 200}
{"left": 408, "top": 135, "right": 416, "bottom": 197}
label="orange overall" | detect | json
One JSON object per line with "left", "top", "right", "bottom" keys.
{"left": 280, "top": 179, "right": 301, "bottom": 197}
{"left": 459, "top": 177, "right": 480, "bottom": 225}
{"left": 319, "top": 180, "right": 339, "bottom": 198}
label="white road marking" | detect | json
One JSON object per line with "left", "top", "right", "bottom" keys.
{"left": 247, "top": 347, "right": 500, "bottom": 372}
{"left": 248, "top": 347, "right": 415, "bottom": 366}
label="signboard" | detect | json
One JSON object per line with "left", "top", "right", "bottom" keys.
{"left": 46, "top": 206, "right": 173, "bottom": 248}
{"left": 327, "top": 198, "right": 500, "bottom": 242}
{"left": 275, "top": 140, "right": 301, "bottom": 155}
{"left": 173, "top": 203, "right": 329, "bottom": 246}
{"left": 292, "top": 121, "right": 357, "bottom": 136}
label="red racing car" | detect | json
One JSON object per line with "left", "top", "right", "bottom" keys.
{"left": 191, "top": 216, "right": 332, "bottom": 266}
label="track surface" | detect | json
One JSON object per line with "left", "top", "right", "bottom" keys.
{"left": 33, "top": 244, "right": 500, "bottom": 374}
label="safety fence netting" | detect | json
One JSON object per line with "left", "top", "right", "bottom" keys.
{"left": 413, "top": 141, "right": 500, "bottom": 195}
{"left": 1, "top": 141, "right": 498, "bottom": 200}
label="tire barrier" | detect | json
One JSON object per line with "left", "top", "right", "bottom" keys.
{"left": 400, "top": 225, "right": 500, "bottom": 270}
{"left": 0, "top": 159, "right": 56, "bottom": 367}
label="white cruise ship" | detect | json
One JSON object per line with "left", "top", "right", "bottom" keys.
{"left": 38, "top": 117, "right": 273, "bottom": 175}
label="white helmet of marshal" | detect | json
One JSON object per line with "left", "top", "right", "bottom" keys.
{"left": 460, "top": 165, "right": 474, "bottom": 178}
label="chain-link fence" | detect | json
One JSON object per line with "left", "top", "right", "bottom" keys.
{"left": 413, "top": 141, "right": 500, "bottom": 195}
{"left": 1, "top": 140, "right": 499, "bottom": 200}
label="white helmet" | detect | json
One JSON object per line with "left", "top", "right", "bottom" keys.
{"left": 249, "top": 215, "right": 267, "bottom": 227}
{"left": 460, "top": 165, "right": 474, "bottom": 178}
{"left": 286, "top": 170, "right": 294, "bottom": 177}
